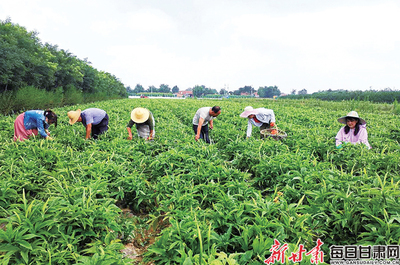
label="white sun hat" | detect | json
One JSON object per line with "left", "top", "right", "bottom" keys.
{"left": 240, "top": 106, "right": 259, "bottom": 118}
{"left": 338, "top": 111, "right": 366, "bottom": 125}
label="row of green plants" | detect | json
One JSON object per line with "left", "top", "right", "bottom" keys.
{"left": 0, "top": 98, "right": 399, "bottom": 264}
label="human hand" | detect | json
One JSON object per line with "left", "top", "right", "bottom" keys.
{"left": 127, "top": 136, "right": 132, "bottom": 140}
{"left": 195, "top": 134, "right": 200, "bottom": 141}
{"left": 146, "top": 136, "right": 153, "bottom": 141}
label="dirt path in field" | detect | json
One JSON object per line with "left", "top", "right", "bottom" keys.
{"left": 119, "top": 208, "right": 168, "bottom": 264}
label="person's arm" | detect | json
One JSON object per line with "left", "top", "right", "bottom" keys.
{"left": 44, "top": 129, "right": 53, "bottom": 140}
{"left": 85, "top": 123, "right": 92, "bottom": 139}
{"left": 358, "top": 128, "right": 371, "bottom": 149}
{"left": 147, "top": 114, "right": 155, "bottom": 140}
{"left": 335, "top": 127, "right": 344, "bottom": 147}
{"left": 195, "top": 117, "right": 205, "bottom": 141}
{"left": 209, "top": 119, "right": 214, "bottom": 130}
{"left": 36, "top": 118, "right": 49, "bottom": 138}
{"left": 147, "top": 130, "right": 154, "bottom": 140}
{"left": 126, "top": 119, "right": 135, "bottom": 140}
{"left": 246, "top": 119, "right": 253, "bottom": 138}
{"left": 127, "top": 127, "right": 133, "bottom": 140}
{"left": 270, "top": 111, "right": 276, "bottom": 124}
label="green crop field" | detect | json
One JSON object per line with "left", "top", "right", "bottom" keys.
{"left": 1, "top": 98, "right": 400, "bottom": 264}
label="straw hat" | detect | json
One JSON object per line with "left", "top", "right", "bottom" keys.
{"left": 338, "top": 111, "right": 366, "bottom": 125}
{"left": 131, "top": 107, "right": 150, "bottom": 123}
{"left": 67, "top": 109, "right": 81, "bottom": 125}
{"left": 240, "top": 106, "right": 259, "bottom": 118}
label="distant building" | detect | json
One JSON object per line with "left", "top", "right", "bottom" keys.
{"left": 176, "top": 91, "right": 193, "bottom": 98}
{"left": 240, "top": 92, "right": 258, "bottom": 97}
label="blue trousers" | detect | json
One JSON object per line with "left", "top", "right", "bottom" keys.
{"left": 193, "top": 124, "right": 210, "bottom": 143}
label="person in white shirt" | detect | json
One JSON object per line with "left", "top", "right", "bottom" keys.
{"left": 240, "top": 106, "right": 276, "bottom": 138}
{"left": 192, "top": 106, "right": 221, "bottom": 143}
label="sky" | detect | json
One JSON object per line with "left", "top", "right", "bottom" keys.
{"left": 1, "top": 0, "right": 399, "bottom": 94}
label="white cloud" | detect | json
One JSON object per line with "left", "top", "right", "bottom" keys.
{"left": 1, "top": 0, "right": 399, "bottom": 93}
{"left": 125, "top": 9, "right": 174, "bottom": 32}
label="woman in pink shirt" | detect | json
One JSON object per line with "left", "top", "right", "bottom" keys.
{"left": 335, "top": 111, "right": 371, "bottom": 149}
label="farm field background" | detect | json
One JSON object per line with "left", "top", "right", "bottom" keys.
{"left": 1, "top": 98, "right": 400, "bottom": 264}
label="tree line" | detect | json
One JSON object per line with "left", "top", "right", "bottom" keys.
{"left": 129, "top": 83, "right": 282, "bottom": 98}
{"left": 128, "top": 84, "right": 180, "bottom": 94}
{"left": 0, "top": 18, "right": 127, "bottom": 114}
{"left": 282, "top": 88, "right": 400, "bottom": 104}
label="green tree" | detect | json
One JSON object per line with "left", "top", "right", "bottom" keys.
{"left": 207, "top": 88, "right": 218, "bottom": 94}
{"left": 147, "top": 85, "right": 157, "bottom": 93}
{"left": 52, "top": 49, "right": 84, "bottom": 89}
{"left": 233, "top": 85, "right": 254, "bottom": 95}
{"left": 258, "top": 86, "right": 281, "bottom": 98}
{"left": 133, "top": 84, "right": 145, "bottom": 93}
{"left": 219, "top": 88, "right": 228, "bottom": 95}
{"left": 0, "top": 17, "right": 128, "bottom": 111}
{"left": 298, "top": 89, "right": 307, "bottom": 95}
{"left": 172, "top": 85, "right": 179, "bottom": 93}
{"left": 0, "top": 18, "right": 39, "bottom": 91}
{"left": 159, "top": 84, "right": 171, "bottom": 93}
{"left": 192, "top": 85, "right": 205, "bottom": 97}
{"left": 80, "top": 63, "right": 99, "bottom": 93}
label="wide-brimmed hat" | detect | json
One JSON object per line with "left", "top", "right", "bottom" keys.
{"left": 67, "top": 109, "right": 81, "bottom": 125}
{"left": 240, "top": 106, "right": 259, "bottom": 118}
{"left": 131, "top": 107, "right": 150, "bottom": 123}
{"left": 338, "top": 111, "right": 366, "bottom": 125}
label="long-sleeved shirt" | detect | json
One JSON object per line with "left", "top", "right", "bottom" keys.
{"left": 246, "top": 108, "right": 275, "bottom": 137}
{"left": 335, "top": 125, "right": 371, "bottom": 149}
{"left": 23, "top": 110, "right": 49, "bottom": 138}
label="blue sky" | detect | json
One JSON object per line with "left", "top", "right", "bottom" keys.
{"left": 1, "top": 0, "right": 399, "bottom": 94}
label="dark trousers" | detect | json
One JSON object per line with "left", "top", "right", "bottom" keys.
{"left": 92, "top": 114, "right": 109, "bottom": 139}
{"left": 193, "top": 124, "right": 210, "bottom": 143}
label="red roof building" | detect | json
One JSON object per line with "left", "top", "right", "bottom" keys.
{"left": 176, "top": 91, "right": 193, "bottom": 97}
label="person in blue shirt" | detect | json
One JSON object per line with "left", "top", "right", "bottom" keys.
{"left": 68, "top": 108, "right": 109, "bottom": 139}
{"left": 13, "top": 109, "right": 58, "bottom": 141}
